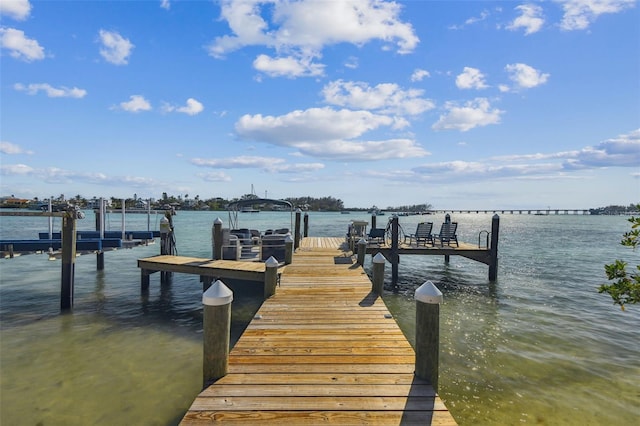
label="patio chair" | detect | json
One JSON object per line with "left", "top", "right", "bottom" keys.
{"left": 367, "top": 228, "right": 386, "bottom": 244}
{"left": 434, "top": 222, "right": 459, "bottom": 247}
{"left": 404, "top": 222, "right": 434, "bottom": 246}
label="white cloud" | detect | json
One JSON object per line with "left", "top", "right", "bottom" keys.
{"left": 448, "top": 10, "right": 490, "bottom": 30}
{"left": 235, "top": 107, "right": 428, "bottom": 161}
{"left": 253, "top": 54, "right": 325, "bottom": 78}
{"left": 0, "top": 0, "right": 32, "bottom": 20}
{"left": 197, "top": 171, "right": 232, "bottom": 182}
{"left": 98, "top": 29, "right": 134, "bottom": 65}
{"left": 456, "top": 67, "right": 489, "bottom": 90}
{"left": 160, "top": 0, "right": 170, "bottom": 10}
{"left": 0, "top": 27, "right": 44, "bottom": 61}
{"left": 505, "top": 63, "right": 549, "bottom": 89}
{"left": 209, "top": 0, "right": 418, "bottom": 78}
{"left": 322, "top": 80, "right": 435, "bottom": 116}
{"left": 432, "top": 98, "right": 503, "bottom": 132}
{"left": 507, "top": 4, "right": 545, "bottom": 35}
{"left": 411, "top": 68, "right": 430, "bottom": 82}
{"left": 14, "top": 83, "right": 87, "bottom": 98}
{"left": 0, "top": 141, "right": 33, "bottom": 155}
{"left": 163, "top": 98, "right": 204, "bottom": 115}
{"left": 116, "top": 95, "right": 152, "bottom": 112}
{"left": 192, "top": 156, "right": 325, "bottom": 173}
{"left": 563, "top": 128, "right": 640, "bottom": 169}
{"left": 0, "top": 163, "right": 34, "bottom": 175}
{"left": 556, "top": 0, "right": 636, "bottom": 31}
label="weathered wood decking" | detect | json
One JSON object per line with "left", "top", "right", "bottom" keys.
{"left": 180, "top": 237, "right": 457, "bottom": 425}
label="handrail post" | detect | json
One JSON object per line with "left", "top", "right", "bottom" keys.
{"left": 371, "top": 252, "right": 386, "bottom": 294}
{"left": 415, "top": 281, "right": 443, "bottom": 391}
{"left": 202, "top": 280, "right": 233, "bottom": 388}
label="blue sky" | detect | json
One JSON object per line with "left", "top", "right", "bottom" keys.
{"left": 1, "top": 0, "right": 638, "bottom": 209}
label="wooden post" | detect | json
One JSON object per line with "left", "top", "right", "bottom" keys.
{"left": 8, "top": 244, "right": 14, "bottom": 259}
{"left": 294, "top": 209, "right": 302, "bottom": 250}
{"left": 264, "top": 256, "right": 279, "bottom": 299}
{"left": 303, "top": 213, "right": 309, "bottom": 237}
{"left": 97, "top": 252, "right": 104, "bottom": 270}
{"left": 141, "top": 269, "right": 150, "bottom": 292}
{"left": 391, "top": 216, "right": 399, "bottom": 289}
{"left": 212, "top": 217, "right": 223, "bottom": 260}
{"left": 371, "top": 252, "right": 386, "bottom": 294}
{"left": 371, "top": 215, "right": 377, "bottom": 229}
{"left": 415, "top": 281, "right": 443, "bottom": 391}
{"left": 489, "top": 214, "right": 500, "bottom": 281}
{"left": 60, "top": 211, "right": 77, "bottom": 310}
{"left": 202, "top": 280, "right": 233, "bottom": 388}
{"left": 284, "top": 234, "right": 294, "bottom": 265}
{"left": 357, "top": 238, "right": 367, "bottom": 266}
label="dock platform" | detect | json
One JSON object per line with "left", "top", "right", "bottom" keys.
{"left": 180, "top": 237, "right": 457, "bottom": 425}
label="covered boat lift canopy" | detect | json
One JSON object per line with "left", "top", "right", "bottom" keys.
{"left": 226, "top": 198, "right": 294, "bottom": 230}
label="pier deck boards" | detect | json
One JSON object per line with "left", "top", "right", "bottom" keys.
{"left": 180, "top": 237, "right": 457, "bottom": 425}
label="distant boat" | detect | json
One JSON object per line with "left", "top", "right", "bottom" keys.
{"left": 241, "top": 206, "right": 260, "bottom": 213}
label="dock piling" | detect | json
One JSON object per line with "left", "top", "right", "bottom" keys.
{"left": 303, "top": 212, "right": 309, "bottom": 237}
{"left": 371, "top": 252, "right": 386, "bottom": 294}
{"left": 202, "top": 280, "right": 233, "bottom": 388}
{"left": 414, "top": 281, "right": 443, "bottom": 391}
{"left": 294, "top": 209, "right": 302, "bottom": 250}
{"left": 212, "top": 217, "right": 223, "bottom": 260}
{"left": 60, "top": 210, "right": 77, "bottom": 310}
{"left": 489, "top": 214, "right": 500, "bottom": 281}
{"left": 284, "top": 234, "right": 294, "bottom": 264}
{"left": 357, "top": 238, "right": 367, "bottom": 266}
{"left": 264, "top": 256, "right": 279, "bottom": 298}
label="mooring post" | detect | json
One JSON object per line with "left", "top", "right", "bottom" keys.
{"left": 294, "top": 209, "right": 302, "bottom": 250}
{"left": 264, "top": 256, "right": 279, "bottom": 299}
{"left": 202, "top": 280, "right": 233, "bottom": 388}
{"left": 391, "top": 216, "right": 399, "bottom": 289}
{"left": 212, "top": 217, "right": 223, "bottom": 260}
{"left": 357, "top": 238, "right": 367, "bottom": 266}
{"left": 415, "top": 280, "right": 443, "bottom": 391}
{"left": 371, "top": 215, "right": 377, "bottom": 229}
{"left": 60, "top": 211, "right": 77, "bottom": 310}
{"left": 444, "top": 214, "right": 451, "bottom": 264}
{"left": 371, "top": 252, "right": 386, "bottom": 294}
{"left": 489, "top": 214, "right": 500, "bottom": 281}
{"left": 284, "top": 234, "right": 294, "bottom": 264}
{"left": 303, "top": 213, "right": 309, "bottom": 237}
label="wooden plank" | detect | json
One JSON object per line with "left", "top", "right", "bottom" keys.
{"left": 180, "top": 237, "right": 457, "bottom": 425}
{"left": 182, "top": 410, "right": 457, "bottom": 425}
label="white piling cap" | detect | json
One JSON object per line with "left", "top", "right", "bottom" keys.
{"left": 284, "top": 234, "right": 294, "bottom": 243}
{"left": 213, "top": 217, "right": 223, "bottom": 225}
{"left": 415, "top": 281, "right": 443, "bottom": 304}
{"left": 265, "top": 256, "right": 279, "bottom": 268}
{"left": 203, "top": 280, "right": 233, "bottom": 306}
{"left": 358, "top": 237, "right": 367, "bottom": 245}
{"left": 372, "top": 252, "right": 386, "bottom": 264}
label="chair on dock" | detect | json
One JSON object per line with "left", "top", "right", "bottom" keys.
{"left": 404, "top": 222, "right": 434, "bottom": 246}
{"left": 434, "top": 222, "right": 458, "bottom": 247}
{"left": 367, "top": 228, "right": 386, "bottom": 245}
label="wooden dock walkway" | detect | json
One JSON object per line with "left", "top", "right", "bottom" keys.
{"left": 180, "top": 237, "right": 457, "bottom": 425}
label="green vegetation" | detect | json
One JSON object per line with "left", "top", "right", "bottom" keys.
{"left": 599, "top": 205, "right": 640, "bottom": 310}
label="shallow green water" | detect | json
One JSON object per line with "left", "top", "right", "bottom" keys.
{"left": 1, "top": 211, "right": 639, "bottom": 425}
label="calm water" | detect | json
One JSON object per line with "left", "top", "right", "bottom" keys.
{"left": 1, "top": 210, "right": 639, "bottom": 425}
